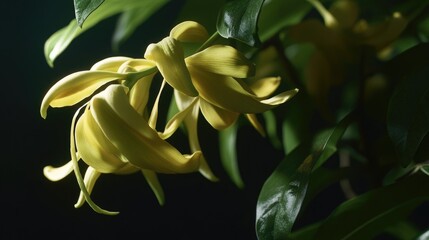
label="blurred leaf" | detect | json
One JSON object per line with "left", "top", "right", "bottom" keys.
{"left": 112, "top": 0, "right": 169, "bottom": 51}
{"left": 417, "top": 229, "right": 429, "bottom": 240}
{"left": 315, "top": 171, "right": 429, "bottom": 240}
{"left": 258, "top": 0, "right": 313, "bottom": 42}
{"left": 384, "top": 221, "right": 420, "bottom": 240}
{"left": 74, "top": 0, "right": 104, "bottom": 27}
{"left": 288, "top": 222, "right": 320, "bottom": 240}
{"left": 421, "top": 165, "right": 429, "bottom": 176}
{"left": 263, "top": 110, "right": 282, "bottom": 150}
{"left": 219, "top": 123, "right": 244, "bottom": 188}
{"left": 313, "top": 111, "right": 355, "bottom": 170}
{"left": 216, "top": 0, "right": 265, "bottom": 46}
{"left": 256, "top": 111, "right": 353, "bottom": 240}
{"left": 177, "top": 0, "right": 225, "bottom": 34}
{"left": 387, "top": 45, "right": 429, "bottom": 166}
{"left": 45, "top": 0, "right": 166, "bottom": 67}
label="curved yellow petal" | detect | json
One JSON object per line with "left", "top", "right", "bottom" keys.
{"left": 144, "top": 37, "right": 197, "bottom": 97}
{"left": 174, "top": 91, "right": 218, "bottom": 181}
{"left": 246, "top": 114, "right": 266, "bottom": 137}
{"left": 142, "top": 170, "right": 165, "bottom": 205}
{"left": 70, "top": 106, "right": 118, "bottom": 215}
{"left": 189, "top": 66, "right": 298, "bottom": 113}
{"left": 91, "top": 84, "right": 201, "bottom": 174}
{"left": 248, "top": 77, "right": 281, "bottom": 98}
{"left": 40, "top": 71, "right": 125, "bottom": 118}
{"left": 76, "top": 107, "right": 129, "bottom": 173}
{"left": 128, "top": 74, "right": 155, "bottom": 115}
{"left": 186, "top": 45, "right": 255, "bottom": 78}
{"left": 170, "top": 21, "right": 209, "bottom": 43}
{"left": 75, "top": 167, "right": 101, "bottom": 208}
{"left": 90, "top": 56, "right": 132, "bottom": 71}
{"left": 117, "top": 58, "right": 157, "bottom": 73}
{"left": 43, "top": 159, "right": 74, "bottom": 181}
{"left": 199, "top": 98, "right": 239, "bottom": 130}
{"left": 159, "top": 96, "right": 199, "bottom": 139}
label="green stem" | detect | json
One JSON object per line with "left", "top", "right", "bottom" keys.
{"left": 196, "top": 31, "right": 221, "bottom": 52}
{"left": 123, "top": 66, "right": 158, "bottom": 89}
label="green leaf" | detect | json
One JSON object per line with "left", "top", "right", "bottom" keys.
{"left": 315, "top": 171, "right": 429, "bottom": 240}
{"left": 262, "top": 110, "right": 282, "bottom": 150}
{"left": 416, "top": 229, "right": 429, "bottom": 240}
{"left": 387, "top": 44, "right": 429, "bottom": 166}
{"left": 74, "top": 0, "right": 105, "bottom": 27}
{"left": 45, "top": 0, "right": 166, "bottom": 67}
{"left": 216, "top": 0, "right": 265, "bottom": 47}
{"left": 256, "top": 111, "right": 354, "bottom": 240}
{"left": 112, "top": 0, "right": 169, "bottom": 51}
{"left": 312, "top": 111, "right": 356, "bottom": 170}
{"left": 219, "top": 122, "right": 244, "bottom": 188}
{"left": 256, "top": 145, "right": 314, "bottom": 240}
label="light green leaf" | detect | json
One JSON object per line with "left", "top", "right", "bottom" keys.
{"left": 315, "top": 171, "right": 429, "bottom": 240}
{"left": 112, "top": 0, "right": 169, "bottom": 51}
{"left": 45, "top": 0, "right": 167, "bottom": 67}
{"left": 74, "top": 0, "right": 105, "bottom": 27}
{"left": 216, "top": 0, "right": 265, "bottom": 46}
{"left": 219, "top": 122, "right": 244, "bottom": 188}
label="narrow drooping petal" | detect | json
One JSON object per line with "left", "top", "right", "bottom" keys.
{"left": 40, "top": 71, "right": 125, "bottom": 118}
{"left": 43, "top": 160, "right": 74, "bottom": 181}
{"left": 128, "top": 74, "right": 155, "bottom": 115}
{"left": 70, "top": 106, "right": 118, "bottom": 215}
{"left": 148, "top": 80, "right": 167, "bottom": 129}
{"left": 142, "top": 170, "right": 165, "bottom": 205}
{"left": 75, "top": 167, "right": 101, "bottom": 208}
{"left": 159, "top": 97, "right": 199, "bottom": 139}
{"left": 117, "top": 58, "right": 157, "bottom": 73}
{"left": 245, "top": 114, "right": 266, "bottom": 137}
{"left": 199, "top": 98, "right": 239, "bottom": 130}
{"left": 175, "top": 90, "right": 218, "bottom": 181}
{"left": 189, "top": 66, "right": 299, "bottom": 113}
{"left": 75, "top": 106, "right": 129, "bottom": 173}
{"left": 186, "top": 45, "right": 255, "bottom": 78}
{"left": 144, "top": 37, "right": 198, "bottom": 97}
{"left": 170, "top": 21, "right": 209, "bottom": 43}
{"left": 91, "top": 85, "right": 201, "bottom": 174}
{"left": 90, "top": 56, "right": 132, "bottom": 71}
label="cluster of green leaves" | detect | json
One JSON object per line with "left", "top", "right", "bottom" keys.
{"left": 45, "top": 0, "right": 429, "bottom": 239}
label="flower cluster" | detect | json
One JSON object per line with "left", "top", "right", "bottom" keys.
{"left": 40, "top": 21, "right": 298, "bottom": 214}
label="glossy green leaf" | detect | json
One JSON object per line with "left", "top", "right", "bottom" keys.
{"left": 45, "top": 0, "right": 165, "bottom": 67}
{"left": 256, "top": 112, "right": 354, "bottom": 240}
{"left": 219, "top": 122, "right": 244, "bottom": 188}
{"left": 315, "top": 171, "right": 429, "bottom": 240}
{"left": 258, "top": 0, "right": 313, "bottom": 42}
{"left": 256, "top": 145, "right": 313, "bottom": 240}
{"left": 74, "top": 0, "right": 104, "bottom": 27}
{"left": 216, "top": 0, "right": 265, "bottom": 47}
{"left": 387, "top": 44, "right": 429, "bottom": 166}
{"left": 112, "top": 0, "right": 169, "bottom": 51}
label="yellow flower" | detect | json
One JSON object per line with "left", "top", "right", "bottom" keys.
{"left": 41, "top": 57, "right": 205, "bottom": 214}
{"left": 144, "top": 21, "right": 298, "bottom": 130}
{"left": 143, "top": 21, "right": 298, "bottom": 177}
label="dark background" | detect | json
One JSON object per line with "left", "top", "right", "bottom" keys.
{"left": 1, "top": 1, "right": 289, "bottom": 239}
